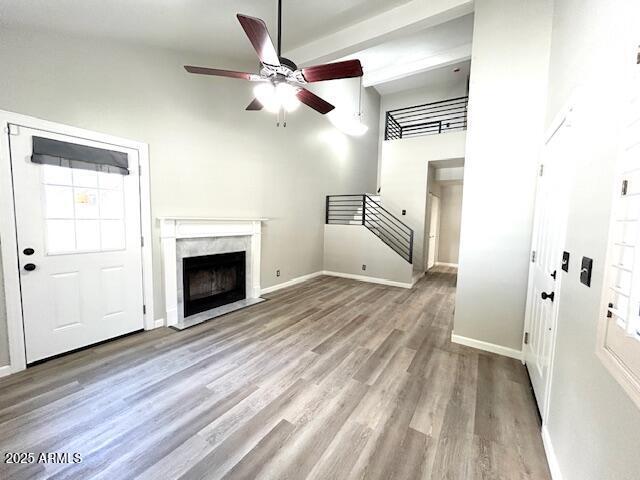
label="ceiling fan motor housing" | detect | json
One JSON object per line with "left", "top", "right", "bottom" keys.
{"left": 279, "top": 57, "right": 298, "bottom": 71}
{"left": 263, "top": 57, "right": 302, "bottom": 85}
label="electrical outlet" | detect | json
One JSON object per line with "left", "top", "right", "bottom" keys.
{"left": 401, "top": 209, "right": 406, "bottom": 215}
{"left": 362, "top": 264, "right": 367, "bottom": 271}
{"left": 276, "top": 270, "right": 281, "bottom": 277}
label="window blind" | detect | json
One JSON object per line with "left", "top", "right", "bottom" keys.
{"left": 31, "top": 136, "right": 129, "bottom": 175}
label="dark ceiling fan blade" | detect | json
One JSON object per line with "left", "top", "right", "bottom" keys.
{"left": 184, "top": 66, "right": 260, "bottom": 80}
{"left": 246, "top": 98, "right": 263, "bottom": 111}
{"left": 300, "top": 59, "right": 363, "bottom": 82}
{"left": 296, "top": 88, "right": 335, "bottom": 114}
{"left": 237, "top": 14, "right": 281, "bottom": 67}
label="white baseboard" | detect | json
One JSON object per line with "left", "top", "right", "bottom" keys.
{"left": 436, "top": 262, "right": 459, "bottom": 267}
{"left": 153, "top": 318, "right": 165, "bottom": 329}
{"left": 322, "top": 271, "right": 413, "bottom": 289}
{"left": 451, "top": 333, "right": 523, "bottom": 361}
{"left": 0, "top": 365, "right": 13, "bottom": 378}
{"left": 261, "top": 271, "right": 324, "bottom": 294}
{"left": 262, "top": 270, "right": 415, "bottom": 293}
{"left": 541, "top": 425, "right": 563, "bottom": 480}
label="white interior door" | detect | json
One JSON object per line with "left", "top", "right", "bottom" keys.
{"left": 9, "top": 125, "right": 144, "bottom": 363}
{"left": 524, "top": 122, "right": 573, "bottom": 416}
{"left": 427, "top": 194, "right": 440, "bottom": 269}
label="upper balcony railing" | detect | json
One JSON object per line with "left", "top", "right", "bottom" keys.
{"left": 384, "top": 95, "right": 469, "bottom": 140}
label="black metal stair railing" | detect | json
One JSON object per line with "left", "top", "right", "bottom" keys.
{"left": 325, "top": 194, "right": 414, "bottom": 263}
{"left": 385, "top": 96, "right": 469, "bottom": 140}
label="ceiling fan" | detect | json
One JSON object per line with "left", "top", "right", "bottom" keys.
{"left": 184, "top": 0, "right": 364, "bottom": 117}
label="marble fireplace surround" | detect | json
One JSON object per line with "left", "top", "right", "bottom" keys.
{"left": 159, "top": 217, "right": 267, "bottom": 329}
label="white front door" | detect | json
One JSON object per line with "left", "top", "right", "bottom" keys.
{"left": 427, "top": 194, "right": 440, "bottom": 269}
{"left": 523, "top": 122, "right": 573, "bottom": 416}
{"left": 9, "top": 125, "right": 144, "bottom": 363}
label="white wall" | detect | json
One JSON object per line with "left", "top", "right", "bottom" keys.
{"left": 0, "top": 28, "right": 380, "bottom": 367}
{"left": 379, "top": 131, "right": 466, "bottom": 270}
{"left": 453, "top": 0, "right": 553, "bottom": 351}
{"left": 541, "top": 1, "right": 640, "bottom": 479}
{"left": 377, "top": 81, "right": 468, "bottom": 186}
{"left": 323, "top": 225, "right": 413, "bottom": 285}
{"left": 438, "top": 182, "right": 463, "bottom": 264}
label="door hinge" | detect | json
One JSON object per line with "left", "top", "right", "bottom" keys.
{"left": 143, "top": 304, "right": 146, "bottom": 314}
{"left": 539, "top": 164, "right": 544, "bottom": 176}
{"left": 7, "top": 124, "right": 19, "bottom": 136}
{"left": 141, "top": 236, "right": 144, "bottom": 247}
{"left": 622, "top": 179, "right": 628, "bottom": 196}
{"left": 524, "top": 332, "right": 529, "bottom": 345}
{"left": 531, "top": 250, "right": 536, "bottom": 263}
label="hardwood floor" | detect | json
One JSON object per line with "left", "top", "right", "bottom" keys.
{"left": 0, "top": 267, "right": 551, "bottom": 479}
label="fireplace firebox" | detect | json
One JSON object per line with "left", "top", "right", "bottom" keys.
{"left": 182, "top": 251, "right": 246, "bottom": 317}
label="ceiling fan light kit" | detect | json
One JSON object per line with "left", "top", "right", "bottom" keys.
{"left": 254, "top": 82, "right": 300, "bottom": 113}
{"left": 183, "top": 0, "right": 364, "bottom": 127}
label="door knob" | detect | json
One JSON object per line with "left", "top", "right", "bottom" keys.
{"left": 541, "top": 291, "right": 555, "bottom": 302}
{"left": 23, "top": 263, "right": 36, "bottom": 271}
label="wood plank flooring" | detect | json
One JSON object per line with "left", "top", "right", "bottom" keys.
{"left": 0, "top": 267, "right": 551, "bottom": 479}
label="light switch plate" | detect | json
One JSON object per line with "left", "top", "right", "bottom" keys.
{"left": 580, "top": 257, "right": 593, "bottom": 287}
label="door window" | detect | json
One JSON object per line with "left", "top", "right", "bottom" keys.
{"left": 42, "top": 165, "right": 125, "bottom": 254}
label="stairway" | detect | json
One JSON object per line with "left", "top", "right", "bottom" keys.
{"left": 325, "top": 194, "right": 414, "bottom": 263}
{"left": 339, "top": 195, "right": 382, "bottom": 225}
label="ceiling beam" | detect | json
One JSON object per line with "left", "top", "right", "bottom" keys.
{"left": 363, "top": 43, "right": 472, "bottom": 87}
{"left": 284, "top": 0, "right": 474, "bottom": 66}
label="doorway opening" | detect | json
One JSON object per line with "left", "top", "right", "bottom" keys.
{"left": 425, "top": 158, "right": 465, "bottom": 272}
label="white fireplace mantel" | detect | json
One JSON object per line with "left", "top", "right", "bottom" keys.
{"left": 159, "top": 217, "right": 267, "bottom": 328}
{"left": 159, "top": 216, "right": 268, "bottom": 239}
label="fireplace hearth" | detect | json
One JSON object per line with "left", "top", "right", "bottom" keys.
{"left": 182, "top": 251, "right": 246, "bottom": 317}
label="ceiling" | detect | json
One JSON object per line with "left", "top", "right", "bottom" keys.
{"left": 346, "top": 14, "right": 473, "bottom": 74}
{"left": 341, "top": 13, "right": 473, "bottom": 95}
{"left": 431, "top": 158, "right": 465, "bottom": 168}
{"left": 0, "top": 0, "right": 413, "bottom": 59}
{"left": 374, "top": 59, "right": 470, "bottom": 95}
{"left": 0, "top": 1, "right": 474, "bottom": 99}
